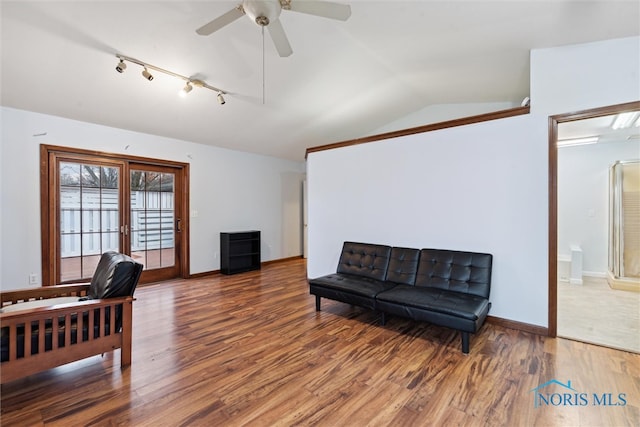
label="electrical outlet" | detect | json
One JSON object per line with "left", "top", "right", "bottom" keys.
{"left": 29, "top": 273, "right": 38, "bottom": 285}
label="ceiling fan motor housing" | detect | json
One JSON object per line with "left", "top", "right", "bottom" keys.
{"left": 195, "top": 0, "right": 350, "bottom": 58}
{"left": 244, "top": 0, "right": 282, "bottom": 26}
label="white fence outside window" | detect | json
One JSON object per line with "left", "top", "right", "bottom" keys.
{"left": 60, "top": 188, "right": 174, "bottom": 257}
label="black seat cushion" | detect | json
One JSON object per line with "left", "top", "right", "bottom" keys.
{"left": 309, "top": 273, "right": 396, "bottom": 299}
{"left": 376, "top": 285, "right": 490, "bottom": 321}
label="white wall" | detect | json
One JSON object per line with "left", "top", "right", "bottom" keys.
{"left": 369, "top": 102, "right": 519, "bottom": 135}
{"left": 307, "top": 36, "right": 640, "bottom": 328}
{"left": 530, "top": 37, "right": 639, "bottom": 116}
{"left": 558, "top": 140, "right": 640, "bottom": 276}
{"left": 308, "top": 114, "right": 548, "bottom": 326}
{"left": 1, "top": 107, "right": 305, "bottom": 290}
{"left": 0, "top": 108, "right": 4, "bottom": 286}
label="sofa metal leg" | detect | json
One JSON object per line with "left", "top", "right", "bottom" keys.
{"left": 461, "top": 332, "right": 470, "bottom": 354}
{"left": 315, "top": 295, "right": 321, "bottom": 311}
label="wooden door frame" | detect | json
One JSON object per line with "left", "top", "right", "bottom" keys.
{"left": 547, "top": 100, "right": 640, "bottom": 337}
{"left": 40, "top": 144, "right": 190, "bottom": 286}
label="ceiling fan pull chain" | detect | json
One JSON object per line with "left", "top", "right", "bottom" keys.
{"left": 262, "top": 25, "right": 266, "bottom": 105}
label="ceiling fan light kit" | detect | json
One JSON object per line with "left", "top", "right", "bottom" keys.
{"left": 115, "top": 55, "right": 228, "bottom": 103}
{"left": 196, "top": 0, "right": 351, "bottom": 57}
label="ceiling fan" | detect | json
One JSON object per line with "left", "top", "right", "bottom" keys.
{"left": 196, "top": 0, "right": 351, "bottom": 57}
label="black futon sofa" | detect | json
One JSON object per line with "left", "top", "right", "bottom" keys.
{"left": 309, "top": 242, "right": 493, "bottom": 353}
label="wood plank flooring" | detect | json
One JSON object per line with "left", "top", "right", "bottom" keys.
{"left": 2, "top": 259, "right": 639, "bottom": 426}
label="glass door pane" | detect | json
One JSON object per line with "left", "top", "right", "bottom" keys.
{"left": 59, "top": 161, "right": 120, "bottom": 281}
{"left": 45, "top": 146, "right": 186, "bottom": 286}
{"left": 621, "top": 161, "right": 640, "bottom": 278}
{"left": 130, "top": 169, "right": 176, "bottom": 271}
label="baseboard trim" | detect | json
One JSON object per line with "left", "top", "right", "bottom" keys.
{"left": 583, "top": 271, "right": 606, "bottom": 278}
{"left": 189, "top": 255, "right": 304, "bottom": 279}
{"left": 486, "top": 315, "right": 549, "bottom": 336}
{"left": 262, "top": 255, "right": 304, "bottom": 266}
{"left": 189, "top": 269, "right": 221, "bottom": 279}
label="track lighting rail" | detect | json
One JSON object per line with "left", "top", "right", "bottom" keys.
{"left": 115, "top": 54, "right": 227, "bottom": 101}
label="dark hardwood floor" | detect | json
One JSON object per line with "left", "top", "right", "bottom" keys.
{"left": 2, "top": 258, "right": 639, "bottom": 426}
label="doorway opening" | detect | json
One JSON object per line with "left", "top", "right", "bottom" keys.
{"left": 549, "top": 101, "right": 640, "bottom": 353}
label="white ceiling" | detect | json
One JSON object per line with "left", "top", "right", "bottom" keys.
{"left": 558, "top": 113, "right": 640, "bottom": 145}
{"left": 2, "top": 1, "right": 639, "bottom": 161}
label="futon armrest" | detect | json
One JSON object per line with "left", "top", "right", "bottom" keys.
{"left": 0, "top": 296, "right": 134, "bottom": 320}
{"left": 1, "top": 284, "right": 91, "bottom": 305}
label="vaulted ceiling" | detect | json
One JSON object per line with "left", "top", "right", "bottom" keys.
{"left": 2, "top": 1, "right": 639, "bottom": 161}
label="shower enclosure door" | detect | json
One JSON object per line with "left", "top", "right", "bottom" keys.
{"left": 608, "top": 160, "right": 640, "bottom": 290}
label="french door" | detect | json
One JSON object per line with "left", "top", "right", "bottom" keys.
{"left": 57, "top": 160, "right": 123, "bottom": 282}
{"left": 128, "top": 163, "right": 182, "bottom": 283}
{"left": 41, "top": 146, "right": 189, "bottom": 285}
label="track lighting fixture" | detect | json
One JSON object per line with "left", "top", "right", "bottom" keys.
{"left": 141, "top": 67, "right": 154, "bottom": 81}
{"left": 114, "top": 54, "right": 228, "bottom": 104}
{"left": 116, "top": 59, "right": 127, "bottom": 73}
{"left": 179, "top": 82, "right": 193, "bottom": 97}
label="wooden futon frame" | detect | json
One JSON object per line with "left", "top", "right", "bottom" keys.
{"left": 0, "top": 284, "right": 134, "bottom": 384}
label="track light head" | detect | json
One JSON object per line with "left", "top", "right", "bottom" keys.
{"left": 116, "top": 59, "right": 127, "bottom": 73}
{"left": 217, "top": 92, "right": 226, "bottom": 105}
{"left": 142, "top": 68, "right": 154, "bottom": 81}
{"left": 179, "top": 82, "right": 193, "bottom": 97}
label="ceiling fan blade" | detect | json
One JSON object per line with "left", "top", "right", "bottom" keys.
{"left": 196, "top": 6, "right": 245, "bottom": 36}
{"left": 267, "top": 20, "right": 293, "bottom": 57}
{"left": 288, "top": 1, "right": 351, "bottom": 21}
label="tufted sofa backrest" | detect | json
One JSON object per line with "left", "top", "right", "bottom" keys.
{"left": 337, "top": 242, "right": 392, "bottom": 281}
{"left": 386, "top": 247, "right": 420, "bottom": 285}
{"left": 415, "top": 249, "right": 493, "bottom": 298}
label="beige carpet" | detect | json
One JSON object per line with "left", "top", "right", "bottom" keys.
{"left": 558, "top": 276, "right": 640, "bottom": 353}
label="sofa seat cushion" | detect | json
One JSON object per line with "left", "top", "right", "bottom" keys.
{"left": 309, "top": 273, "right": 397, "bottom": 298}
{"left": 0, "top": 297, "right": 80, "bottom": 313}
{"left": 376, "top": 285, "right": 489, "bottom": 321}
